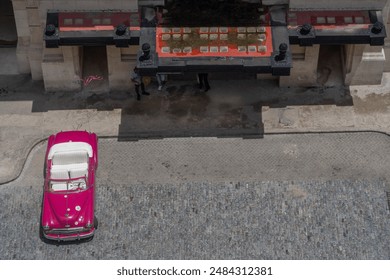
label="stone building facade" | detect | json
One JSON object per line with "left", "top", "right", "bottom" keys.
{"left": 9, "top": 0, "right": 390, "bottom": 92}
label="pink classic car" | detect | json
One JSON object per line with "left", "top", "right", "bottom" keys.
{"left": 41, "top": 130, "right": 98, "bottom": 241}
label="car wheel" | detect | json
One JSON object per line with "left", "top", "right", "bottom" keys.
{"left": 94, "top": 216, "right": 98, "bottom": 229}
{"left": 39, "top": 225, "right": 44, "bottom": 240}
{"left": 43, "top": 162, "right": 47, "bottom": 179}
{"left": 39, "top": 224, "right": 57, "bottom": 245}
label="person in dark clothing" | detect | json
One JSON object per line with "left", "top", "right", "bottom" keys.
{"left": 197, "top": 73, "right": 211, "bottom": 92}
{"left": 131, "top": 67, "right": 150, "bottom": 101}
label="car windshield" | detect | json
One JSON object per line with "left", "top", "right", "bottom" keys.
{"left": 49, "top": 176, "right": 88, "bottom": 192}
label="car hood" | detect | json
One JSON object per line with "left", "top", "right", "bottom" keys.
{"left": 45, "top": 190, "right": 93, "bottom": 228}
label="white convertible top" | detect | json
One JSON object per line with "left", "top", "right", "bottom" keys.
{"left": 48, "top": 142, "right": 93, "bottom": 160}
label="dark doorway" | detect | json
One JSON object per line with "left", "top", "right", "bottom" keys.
{"left": 0, "top": 0, "right": 17, "bottom": 46}
{"left": 0, "top": 0, "right": 18, "bottom": 74}
{"left": 317, "top": 45, "right": 344, "bottom": 87}
{"left": 82, "top": 46, "right": 109, "bottom": 93}
{"left": 161, "top": 0, "right": 264, "bottom": 27}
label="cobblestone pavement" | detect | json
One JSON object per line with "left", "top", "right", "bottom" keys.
{"left": 100, "top": 132, "right": 390, "bottom": 185}
{"left": 0, "top": 133, "right": 389, "bottom": 259}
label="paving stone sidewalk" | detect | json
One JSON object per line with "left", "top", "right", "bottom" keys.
{"left": 0, "top": 73, "right": 389, "bottom": 184}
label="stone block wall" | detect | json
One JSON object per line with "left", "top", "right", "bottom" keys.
{"left": 107, "top": 45, "right": 138, "bottom": 91}
{"left": 383, "top": 1, "right": 390, "bottom": 72}
{"left": 12, "top": 0, "right": 139, "bottom": 91}
{"left": 42, "top": 46, "right": 82, "bottom": 91}
{"left": 286, "top": 0, "right": 389, "bottom": 87}
{"left": 344, "top": 45, "right": 386, "bottom": 85}
{"left": 10, "top": 0, "right": 390, "bottom": 90}
{"left": 289, "top": 0, "right": 387, "bottom": 10}
{"left": 279, "top": 45, "right": 320, "bottom": 87}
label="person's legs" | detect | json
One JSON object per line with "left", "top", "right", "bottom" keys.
{"left": 135, "top": 84, "right": 141, "bottom": 100}
{"left": 156, "top": 74, "right": 163, "bottom": 91}
{"left": 198, "top": 73, "right": 204, "bottom": 89}
{"left": 141, "top": 82, "right": 150, "bottom": 95}
{"left": 204, "top": 73, "right": 210, "bottom": 91}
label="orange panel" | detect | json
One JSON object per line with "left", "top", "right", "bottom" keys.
{"left": 156, "top": 27, "right": 273, "bottom": 58}
{"left": 59, "top": 26, "right": 115, "bottom": 31}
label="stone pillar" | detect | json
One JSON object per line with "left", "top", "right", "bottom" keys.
{"left": 107, "top": 45, "right": 138, "bottom": 91}
{"left": 12, "top": 0, "right": 45, "bottom": 79}
{"left": 12, "top": 0, "right": 31, "bottom": 74}
{"left": 344, "top": 45, "right": 386, "bottom": 85}
{"left": 279, "top": 45, "right": 320, "bottom": 87}
{"left": 383, "top": 0, "right": 390, "bottom": 72}
{"left": 16, "top": 37, "right": 30, "bottom": 74}
{"left": 27, "top": 5, "right": 44, "bottom": 80}
{"left": 28, "top": 43, "right": 43, "bottom": 80}
{"left": 42, "top": 46, "right": 82, "bottom": 91}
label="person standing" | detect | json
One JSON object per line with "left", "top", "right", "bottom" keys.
{"left": 156, "top": 73, "right": 167, "bottom": 91}
{"left": 197, "top": 73, "right": 210, "bottom": 92}
{"left": 131, "top": 67, "right": 150, "bottom": 101}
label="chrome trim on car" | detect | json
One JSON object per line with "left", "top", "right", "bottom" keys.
{"left": 43, "top": 229, "right": 94, "bottom": 241}
{"left": 46, "top": 227, "right": 89, "bottom": 235}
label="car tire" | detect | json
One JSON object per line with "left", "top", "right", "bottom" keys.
{"left": 39, "top": 225, "right": 44, "bottom": 240}
{"left": 43, "top": 162, "right": 47, "bottom": 179}
{"left": 39, "top": 224, "right": 57, "bottom": 245}
{"left": 94, "top": 216, "right": 98, "bottom": 230}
